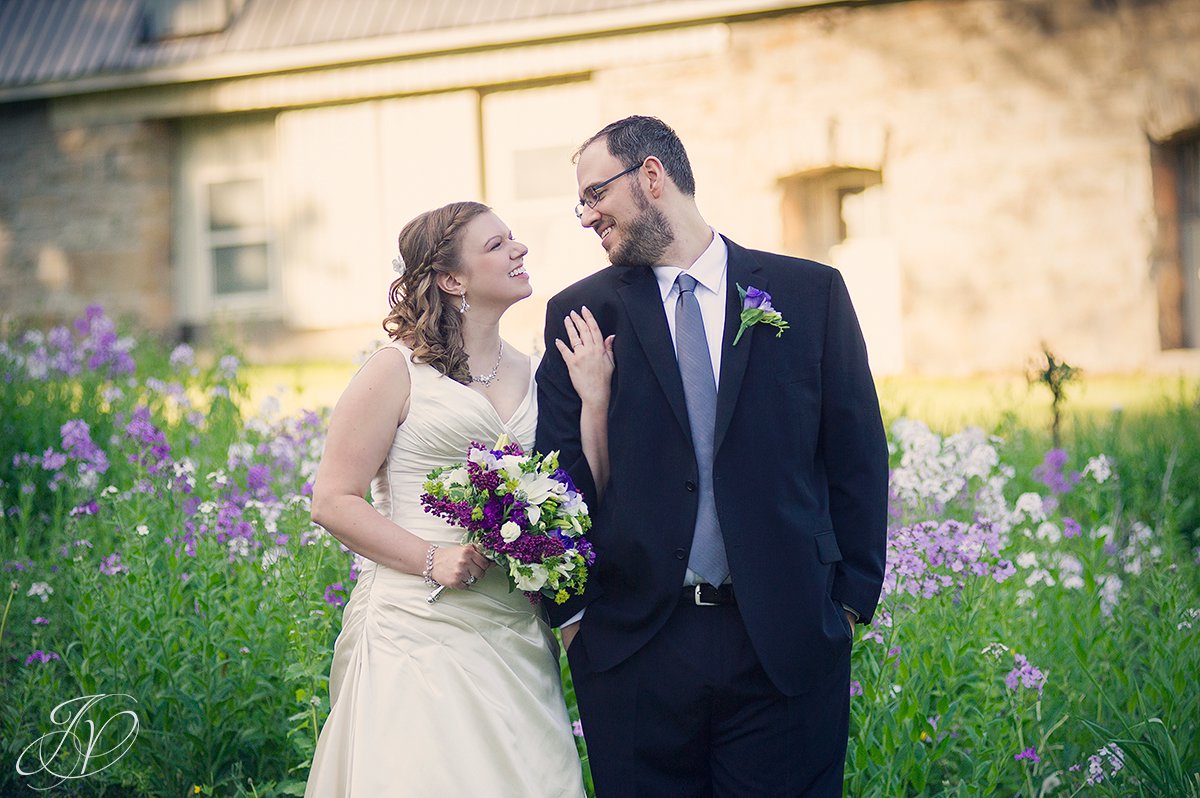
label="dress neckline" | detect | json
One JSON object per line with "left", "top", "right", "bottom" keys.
{"left": 452, "top": 352, "right": 536, "bottom": 429}
{"left": 391, "top": 340, "right": 536, "bottom": 430}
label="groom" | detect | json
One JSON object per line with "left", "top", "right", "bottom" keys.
{"left": 536, "top": 116, "right": 888, "bottom": 796}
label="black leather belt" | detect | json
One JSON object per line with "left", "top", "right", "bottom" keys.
{"left": 683, "top": 583, "right": 736, "bottom": 606}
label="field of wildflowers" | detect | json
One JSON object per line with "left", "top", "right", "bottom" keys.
{"left": 1, "top": 308, "right": 1197, "bottom": 797}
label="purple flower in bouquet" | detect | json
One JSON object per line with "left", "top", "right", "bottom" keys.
{"left": 421, "top": 435, "right": 594, "bottom": 605}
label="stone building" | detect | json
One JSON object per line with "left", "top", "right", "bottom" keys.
{"left": 1, "top": 0, "right": 1198, "bottom": 374}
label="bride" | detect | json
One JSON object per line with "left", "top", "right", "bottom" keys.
{"left": 304, "top": 201, "right": 612, "bottom": 796}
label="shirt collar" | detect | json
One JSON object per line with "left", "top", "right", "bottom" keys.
{"left": 652, "top": 230, "right": 727, "bottom": 301}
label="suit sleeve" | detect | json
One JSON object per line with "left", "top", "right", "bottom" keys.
{"left": 819, "top": 270, "right": 889, "bottom": 624}
{"left": 535, "top": 295, "right": 600, "bottom": 626}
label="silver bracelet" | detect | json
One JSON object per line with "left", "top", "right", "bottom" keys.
{"left": 422, "top": 545, "right": 440, "bottom": 588}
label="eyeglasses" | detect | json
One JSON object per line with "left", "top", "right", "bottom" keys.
{"left": 573, "top": 162, "right": 642, "bottom": 219}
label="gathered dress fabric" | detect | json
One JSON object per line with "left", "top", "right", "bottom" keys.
{"left": 305, "top": 343, "right": 585, "bottom": 798}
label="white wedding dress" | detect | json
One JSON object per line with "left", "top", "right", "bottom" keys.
{"left": 305, "top": 343, "right": 585, "bottom": 797}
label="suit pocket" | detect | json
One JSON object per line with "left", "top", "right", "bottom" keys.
{"left": 814, "top": 530, "right": 843, "bottom": 564}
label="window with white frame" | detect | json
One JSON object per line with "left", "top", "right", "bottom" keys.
{"left": 204, "top": 176, "right": 270, "bottom": 299}
{"left": 176, "top": 115, "right": 276, "bottom": 323}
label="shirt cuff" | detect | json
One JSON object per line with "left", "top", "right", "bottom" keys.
{"left": 839, "top": 602, "right": 860, "bottom": 622}
{"left": 560, "top": 609, "right": 585, "bottom": 628}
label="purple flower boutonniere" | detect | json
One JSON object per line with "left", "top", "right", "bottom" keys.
{"left": 732, "top": 284, "right": 789, "bottom": 346}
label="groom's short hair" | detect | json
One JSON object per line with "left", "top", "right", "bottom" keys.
{"left": 575, "top": 116, "right": 696, "bottom": 197}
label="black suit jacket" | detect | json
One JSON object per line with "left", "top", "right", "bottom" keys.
{"left": 535, "top": 236, "right": 888, "bottom": 696}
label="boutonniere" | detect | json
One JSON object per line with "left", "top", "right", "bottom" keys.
{"left": 732, "top": 284, "right": 789, "bottom": 346}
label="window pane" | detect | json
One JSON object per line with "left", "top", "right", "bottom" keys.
{"left": 208, "top": 179, "right": 266, "bottom": 232}
{"left": 213, "top": 244, "right": 269, "bottom": 295}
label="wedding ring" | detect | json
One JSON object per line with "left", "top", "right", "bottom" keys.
{"left": 466, "top": 574, "right": 477, "bottom": 586}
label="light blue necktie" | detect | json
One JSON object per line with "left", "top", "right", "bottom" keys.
{"left": 674, "top": 273, "right": 729, "bottom": 585}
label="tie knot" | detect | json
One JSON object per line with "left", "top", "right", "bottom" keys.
{"left": 676, "top": 272, "right": 699, "bottom": 295}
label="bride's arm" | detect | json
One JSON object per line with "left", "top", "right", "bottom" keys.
{"left": 556, "top": 307, "right": 614, "bottom": 503}
{"left": 310, "top": 348, "right": 489, "bottom": 587}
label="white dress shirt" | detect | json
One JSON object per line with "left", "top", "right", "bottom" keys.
{"left": 652, "top": 230, "right": 729, "bottom": 382}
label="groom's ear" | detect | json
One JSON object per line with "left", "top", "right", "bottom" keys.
{"left": 643, "top": 155, "right": 667, "bottom": 199}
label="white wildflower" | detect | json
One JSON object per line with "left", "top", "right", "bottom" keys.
{"left": 27, "top": 582, "right": 53, "bottom": 602}
{"left": 1097, "top": 574, "right": 1122, "bottom": 616}
{"left": 1083, "top": 455, "right": 1113, "bottom": 484}
{"left": 1035, "top": 521, "right": 1061, "bottom": 544}
{"left": 1014, "top": 493, "right": 1047, "bottom": 523}
{"left": 226, "top": 443, "right": 253, "bottom": 466}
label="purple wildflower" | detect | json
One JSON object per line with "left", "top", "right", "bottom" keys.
{"left": 99, "top": 552, "right": 129, "bottom": 575}
{"left": 1062, "top": 517, "right": 1082, "bottom": 538}
{"left": 69, "top": 501, "right": 99, "bottom": 517}
{"left": 60, "top": 419, "right": 110, "bottom": 475}
{"left": 24, "top": 650, "right": 61, "bottom": 666}
{"left": 125, "top": 406, "right": 171, "bottom": 475}
{"left": 75, "top": 306, "right": 136, "bottom": 376}
{"left": 849, "top": 680, "right": 863, "bottom": 696}
{"left": 169, "top": 344, "right": 195, "bottom": 369}
{"left": 41, "top": 449, "right": 68, "bottom": 472}
{"left": 1004, "top": 653, "right": 1046, "bottom": 695}
{"left": 246, "top": 463, "right": 271, "bottom": 493}
{"left": 323, "top": 582, "right": 347, "bottom": 607}
{"left": 32, "top": 616, "right": 49, "bottom": 625}
{"left": 1014, "top": 747, "right": 1040, "bottom": 763}
{"left": 218, "top": 354, "right": 240, "bottom": 380}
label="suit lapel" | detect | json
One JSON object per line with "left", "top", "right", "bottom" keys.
{"left": 715, "top": 238, "right": 764, "bottom": 455}
{"left": 617, "top": 268, "right": 692, "bottom": 441}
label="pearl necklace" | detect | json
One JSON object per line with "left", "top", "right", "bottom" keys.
{"left": 471, "top": 341, "right": 504, "bottom": 386}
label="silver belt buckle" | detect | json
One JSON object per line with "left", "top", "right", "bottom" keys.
{"left": 694, "top": 584, "right": 719, "bottom": 606}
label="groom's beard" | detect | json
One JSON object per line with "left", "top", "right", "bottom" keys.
{"left": 609, "top": 182, "right": 674, "bottom": 268}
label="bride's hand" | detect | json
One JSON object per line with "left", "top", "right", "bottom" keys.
{"left": 431, "top": 544, "right": 491, "bottom": 589}
{"left": 557, "top": 306, "right": 614, "bottom": 406}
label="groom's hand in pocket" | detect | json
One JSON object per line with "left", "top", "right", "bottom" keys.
{"left": 561, "top": 621, "right": 581, "bottom": 652}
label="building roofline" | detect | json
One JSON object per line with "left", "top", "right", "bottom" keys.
{"left": 0, "top": 0, "right": 877, "bottom": 104}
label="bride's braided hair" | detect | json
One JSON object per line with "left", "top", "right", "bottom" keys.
{"left": 383, "top": 201, "right": 490, "bottom": 385}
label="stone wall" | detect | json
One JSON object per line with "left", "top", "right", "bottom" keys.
{"left": 590, "top": 0, "right": 1200, "bottom": 373}
{"left": 0, "top": 101, "right": 173, "bottom": 331}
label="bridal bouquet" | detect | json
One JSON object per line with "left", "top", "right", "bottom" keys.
{"left": 420, "top": 436, "right": 595, "bottom": 605}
